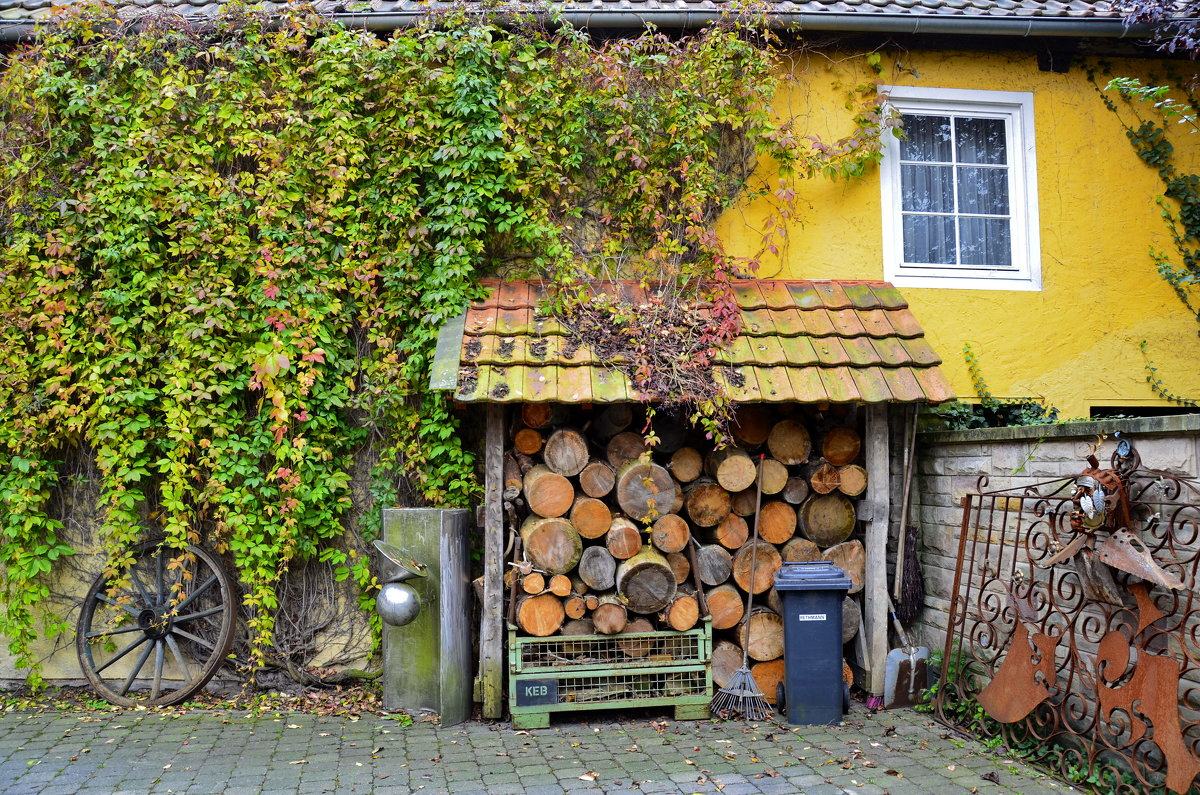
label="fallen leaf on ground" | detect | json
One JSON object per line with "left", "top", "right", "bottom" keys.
{"left": 885, "top": 769, "right": 904, "bottom": 778}
{"left": 982, "top": 771, "right": 1000, "bottom": 784}
{"left": 579, "top": 772, "right": 597, "bottom": 781}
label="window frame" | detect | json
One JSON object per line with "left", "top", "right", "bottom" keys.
{"left": 879, "top": 86, "right": 1041, "bottom": 292}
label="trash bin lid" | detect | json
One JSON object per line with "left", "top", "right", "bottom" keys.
{"left": 774, "top": 561, "right": 852, "bottom": 591}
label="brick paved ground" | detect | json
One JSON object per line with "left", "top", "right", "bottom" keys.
{"left": 0, "top": 704, "right": 1076, "bottom": 794}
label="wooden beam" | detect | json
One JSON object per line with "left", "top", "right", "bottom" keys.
{"left": 480, "top": 403, "right": 506, "bottom": 718}
{"left": 862, "top": 404, "right": 890, "bottom": 695}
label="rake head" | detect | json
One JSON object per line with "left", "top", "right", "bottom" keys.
{"left": 710, "top": 666, "right": 773, "bottom": 722}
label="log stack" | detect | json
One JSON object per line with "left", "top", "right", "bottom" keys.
{"left": 502, "top": 403, "right": 867, "bottom": 700}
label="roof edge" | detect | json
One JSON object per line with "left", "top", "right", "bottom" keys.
{"left": 0, "top": 9, "right": 1158, "bottom": 43}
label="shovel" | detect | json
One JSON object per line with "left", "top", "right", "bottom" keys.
{"left": 884, "top": 597, "right": 929, "bottom": 709}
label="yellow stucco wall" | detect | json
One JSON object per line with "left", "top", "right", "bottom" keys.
{"left": 718, "top": 48, "right": 1200, "bottom": 419}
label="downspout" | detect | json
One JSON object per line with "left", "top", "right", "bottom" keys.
{"left": 0, "top": 10, "right": 1157, "bottom": 42}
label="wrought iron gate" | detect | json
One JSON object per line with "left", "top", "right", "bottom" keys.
{"left": 935, "top": 445, "right": 1200, "bottom": 793}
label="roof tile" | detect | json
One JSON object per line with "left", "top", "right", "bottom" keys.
{"left": 444, "top": 279, "right": 953, "bottom": 404}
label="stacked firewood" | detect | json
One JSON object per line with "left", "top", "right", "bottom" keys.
{"left": 502, "top": 402, "right": 866, "bottom": 697}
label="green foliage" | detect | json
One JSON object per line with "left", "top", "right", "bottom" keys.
{"left": 930, "top": 344, "right": 1058, "bottom": 430}
{"left": 0, "top": 4, "right": 887, "bottom": 683}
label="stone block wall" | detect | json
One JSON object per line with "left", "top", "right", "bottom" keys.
{"left": 905, "top": 414, "right": 1200, "bottom": 655}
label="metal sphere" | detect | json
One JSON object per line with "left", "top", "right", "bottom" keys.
{"left": 376, "top": 582, "right": 421, "bottom": 627}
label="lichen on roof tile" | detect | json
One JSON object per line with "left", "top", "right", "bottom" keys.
{"left": 786, "top": 282, "right": 825, "bottom": 311}
{"left": 755, "top": 367, "right": 798, "bottom": 402}
{"left": 818, "top": 366, "right": 860, "bottom": 402}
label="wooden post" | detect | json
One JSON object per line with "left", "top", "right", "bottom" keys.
{"left": 481, "top": 403, "right": 506, "bottom": 718}
{"left": 862, "top": 404, "right": 890, "bottom": 696}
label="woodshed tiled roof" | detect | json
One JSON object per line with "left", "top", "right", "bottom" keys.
{"left": 431, "top": 279, "right": 955, "bottom": 405}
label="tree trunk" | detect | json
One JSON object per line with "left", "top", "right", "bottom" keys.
{"left": 520, "top": 516, "right": 582, "bottom": 574}
{"left": 650, "top": 514, "right": 690, "bottom": 554}
{"left": 751, "top": 659, "right": 786, "bottom": 705}
{"left": 606, "top": 431, "right": 647, "bottom": 469}
{"left": 660, "top": 593, "right": 700, "bottom": 631}
{"left": 592, "top": 593, "right": 628, "bottom": 635}
{"left": 561, "top": 618, "right": 595, "bottom": 654}
{"left": 615, "top": 544, "right": 677, "bottom": 615}
{"left": 822, "top": 540, "right": 865, "bottom": 594}
{"left": 738, "top": 606, "right": 785, "bottom": 662}
{"left": 694, "top": 544, "right": 733, "bottom": 586}
{"left": 516, "top": 593, "right": 565, "bottom": 637}
{"left": 837, "top": 464, "right": 868, "bottom": 497}
{"left": 651, "top": 411, "right": 688, "bottom": 454}
{"left": 578, "top": 459, "right": 616, "bottom": 498}
{"left": 782, "top": 476, "right": 810, "bottom": 505}
{"left": 712, "top": 639, "right": 745, "bottom": 688}
{"left": 705, "top": 583, "right": 745, "bottom": 630}
{"left": 799, "top": 493, "right": 857, "bottom": 547}
{"left": 781, "top": 537, "right": 821, "bottom": 562}
{"left": 668, "top": 447, "right": 704, "bottom": 483}
{"left": 548, "top": 573, "right": 573, "bottom": 597}
{"left": 563, "top": 593, "right": 588, "bottom": 620}
{"left": 504, "top": 454, "right": 525, "bottom": 493}
{"left": 617, "top": 617, "right": 656, "bottom": 657}
{"left": 768, "top": 419, "right": 812, "bottom": 465}
{"left": 513, "top": 427, "right": 544, "bottom": 456}
{"left": 544, "top": 428, "right": 589, "bottom": 477}
{"left": 714, "top": 513, "right": 749, "bottom": 550}
{"left": 521, "top": 403, "right": 566, "bottom": 430}
{"left": 713, "top": 448, "right": 757, "bottom": 493}
{"left": 730, "top": 487, "right": 757, "bottom": 517}
{"left": 759, "top": 459, "right": 788, "bottom": 495}
{"left": 732, "top": 540, "right": 782, "bottom": 595}
{"left": 666, "top": 550, "right": 691, "bottom": 585}
{"left": 732, "top": 406, "right": 773, "bottom": 447}
{"left": 804, "top": 461, "right": 841, "bottom": 495}
{"left": 523, "top": 465, "right": 574, "bottom": 518}
{"left": 521, "top": 571, "right": 545, "bottom": 595}
{"left": 757, "top": 501, "right": 797, "bottom": 544}
{"left": 578, "top": 545, "right": 617, "bottom": 591}
{"left": 606, "top": 517, "right": 643, "bottom": 560}
{"left": 570, "top": 496, "right": 612, "bottom": 540}
{"left": 822, "top": 426, "right": 861, "bottom": 466}
{"left": 685, "top": 479, "right": 731, "bottom": 528}
{"left": 842, "top": 595, "right": 861, "bottom": 643}
{"left": 616, "top": 460, "right": 675, "bottom": 523}
{"left": 591, "top": 404, "right": 633, "bottom": 440}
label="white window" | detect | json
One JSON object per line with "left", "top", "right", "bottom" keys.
{"left": 880, "top": 87, "right": 1041, "bottom": 291}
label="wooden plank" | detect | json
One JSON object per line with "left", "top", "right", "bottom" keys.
{"left": 862, "top": 403, "right": 890, "bottom": 696}
{"left": 481, "top": 403, "right": 506, "bottom": 718}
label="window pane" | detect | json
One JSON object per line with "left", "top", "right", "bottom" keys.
{"left": 899, "top": 115, "right": 952, "bottom": 162}
{"left": 903, "top": 214, "right": 956, "bottom": 265}
{"left": 901, "top": 164, "right": 954, "bottom": 212}
{"left": 957, "top": 166, "right": 1009, "bottom": 214}
{"left": 955, "top": 117, "right": 1007, "bottom": 165}
{"left": 959, "top": 217, "right": 1012, "bottom": 267}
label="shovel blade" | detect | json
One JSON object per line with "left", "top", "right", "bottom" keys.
{"left": 884, "top": 646, "right": 930, "bottom": 709}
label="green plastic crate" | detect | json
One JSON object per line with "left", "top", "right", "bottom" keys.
{"left": 507, "top": 622, "right": 712, "bottom": 729}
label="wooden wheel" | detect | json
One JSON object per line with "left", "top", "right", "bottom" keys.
{"left": 76, "top": 544, "right": 236, "bottom": 707}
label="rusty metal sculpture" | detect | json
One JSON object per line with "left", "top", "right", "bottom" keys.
{"left": 936, "top": 441, "right": 1200, "bottom": 794}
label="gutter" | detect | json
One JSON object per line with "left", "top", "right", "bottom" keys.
{"left": 0, "top": 8, "right": 1157, "bottom": 42}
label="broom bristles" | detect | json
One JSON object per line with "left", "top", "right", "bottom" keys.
{"left": 710, "top": 666, "right": 773, "bottom": 721}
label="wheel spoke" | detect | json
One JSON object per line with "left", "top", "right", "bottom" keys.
{"left": 93, "top": 635, "right": 149, "bottom": 675}
{"left": 171, "top": 628, "right": 217, "bottom": 651}
{"left": 172, "top": 574, "right": 218, "bottom": 614}
{"left": 174, "top": 605, "right": 224, "bottom": 624}
{"left": 96, "top": 593, "right": 142, "bottom": 618}
{"left": 165, "top": 635, "right": 193, "bottom": 683}
{"left": 150, "top": 640, "right": 165, "bottom": 701}
{"left": 128, "top": 566, "right": 155, "bottom": 608}
{"left": 85, "top": 624, "right": 143, "bottom": 640}
{"left": 119, "top": 639, "right": 155, "bottom": 696}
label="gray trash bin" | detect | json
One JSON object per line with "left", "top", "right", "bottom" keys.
{"left": 774, "top": 561, "right": 852, "bottom": 725}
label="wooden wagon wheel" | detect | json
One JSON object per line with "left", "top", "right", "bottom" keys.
{"left": 76, "top": 544, "right": 236, "bottom": 707}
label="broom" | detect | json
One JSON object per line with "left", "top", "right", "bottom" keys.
{"left": 710, "top": 454, "right": 773, "bottom": 722}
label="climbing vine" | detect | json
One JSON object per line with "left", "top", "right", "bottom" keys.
{"left": 0, "top": 3, "right": 889, "bottom": 684}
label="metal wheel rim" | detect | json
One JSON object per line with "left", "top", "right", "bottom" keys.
{"left": 75, "top": 543, "right": 236, "bottom": 707}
